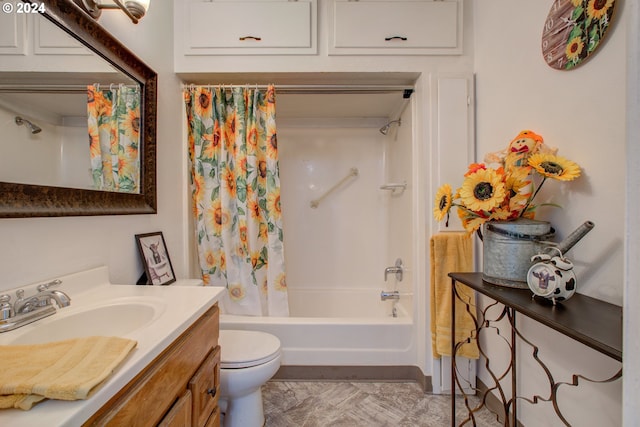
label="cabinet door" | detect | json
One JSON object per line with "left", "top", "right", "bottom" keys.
{"left": 189, "top": 347, "right": 221, "bottom": 427}
{"left": 33, "top": 14, "right": 91, "bottom": 55}
{"left": 183, "top": 0, "right": 317, "bottom": 55}
{"left": 329, "top": 0, "right": 462, "bottom": 55}
{"left": 0, "top": 12, "right": 26, "bottom": 55}
{"left": 158, "top": 390, "right": 193, "bottom": 427}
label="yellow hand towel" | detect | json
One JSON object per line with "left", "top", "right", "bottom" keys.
{"left": 430, "top": 232, "right": 479, "bottom": 359}
{"left": 0, "top": 336, "right": 136, "bottom": 410}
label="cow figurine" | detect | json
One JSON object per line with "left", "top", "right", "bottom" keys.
{"left": 527, "top": 249, "right": 577, "bottom": 305}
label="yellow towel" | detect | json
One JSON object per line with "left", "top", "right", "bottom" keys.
{"left": 430, "top": 232, "right": 479, "bottom": 359}
{"left": 0, "top": 336, "right": 136, "bottom": 410}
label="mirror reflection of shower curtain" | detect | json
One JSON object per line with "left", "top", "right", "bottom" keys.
{"left": 183, "top": 85, "right": 289, "bottom": 316}
{"left": 87, "top": 84, "right": 141, "bottom": 193}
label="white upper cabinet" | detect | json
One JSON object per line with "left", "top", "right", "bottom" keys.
{"left": 178, "top": 0, "right": 318, "bottom": 55}
{"left": 0, "top": 13, "right": 26, "bottom": 55}
{"left": 0, "top": 13, "right": 109, "bottom": 72}
{"left": 329, "top": 0, "right": 462, "bottom": 55}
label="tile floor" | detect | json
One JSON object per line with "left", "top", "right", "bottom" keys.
{"left": 262, "top": 381, "right": 503, "bottom": 427}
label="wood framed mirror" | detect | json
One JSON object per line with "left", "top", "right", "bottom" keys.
{"left": 0, "top": 0, "right": 157, "bottom": 217}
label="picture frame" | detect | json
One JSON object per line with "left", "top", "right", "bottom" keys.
{"left": 135, "top": 232, "right": 176, "bottom": 285}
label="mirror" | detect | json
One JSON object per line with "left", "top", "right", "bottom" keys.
{"left": 0, "top": 0, "right": 157, "bottom": 217}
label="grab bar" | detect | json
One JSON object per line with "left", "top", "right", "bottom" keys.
{"left": 310, "top": 168, "right": 359, "bottom": 208}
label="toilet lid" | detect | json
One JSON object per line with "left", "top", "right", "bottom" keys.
{"left": 219, "top": 330, "right": 281, "bottom": 369}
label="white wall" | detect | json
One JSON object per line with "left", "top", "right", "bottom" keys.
{"left": 278, "top": 126, "right": 388, "bottom": 291}
{"left": 277, "top": 108, "right": 414, "bottom": 314}
{"left": 624, "top": 2, "right": 640, "bottom": 425}
{"left": 474, "top": 1, "right": 625, "bottom": 425}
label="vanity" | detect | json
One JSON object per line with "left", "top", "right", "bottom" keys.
{"left": 0, "top": 266, "right": 224, "bottom": 426}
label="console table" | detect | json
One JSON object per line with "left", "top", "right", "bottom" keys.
{"left": 448, "top": 272, "right": 622, "bottom": 427}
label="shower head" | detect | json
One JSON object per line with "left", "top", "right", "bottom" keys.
{"left": 15, "top": 116, "right": 42, "bottom": 134}
{"left": 379, "top": 119, "right": 401, "bottom": 135}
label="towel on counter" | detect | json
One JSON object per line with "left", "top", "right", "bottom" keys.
{"left": 0, "top": 336, "right": 136, "bottom": 410}
{"left": 430, "top": 232, "right": 479, "bottom": 359}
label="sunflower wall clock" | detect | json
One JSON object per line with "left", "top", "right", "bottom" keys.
{"left": 541, "top": 0, "right": 617, "bottom": 70}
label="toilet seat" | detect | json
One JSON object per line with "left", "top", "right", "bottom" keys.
{"left": 219, "top": 330, "right": 281, "bottom": 369}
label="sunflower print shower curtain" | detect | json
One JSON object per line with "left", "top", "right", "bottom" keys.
{"left": 184, "top": 85, "right": 289, "bottom": 316}
{"left": 87, "top": 85, "right": 140, "bottom": 193}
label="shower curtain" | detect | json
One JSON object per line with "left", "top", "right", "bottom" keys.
{"left": 87, "top": 84, "right": 140, "bottom": 193}
{"left": 184, "top": 85, "right": 289, "bottom": 316}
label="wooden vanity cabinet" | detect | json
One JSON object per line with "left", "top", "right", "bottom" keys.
{"left": 84, "top": 304, "right": 221, "bottom": 427}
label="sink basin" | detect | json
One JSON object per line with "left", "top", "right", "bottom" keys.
{"left": 7, "top": 297, "right": 166, "bottom": 345}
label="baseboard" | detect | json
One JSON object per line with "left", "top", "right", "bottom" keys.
{"left": 273, "top": 365, "right": 432, "bottom": 393}
{"left": 476, "top": 378, "right": 525, "bottom": 427}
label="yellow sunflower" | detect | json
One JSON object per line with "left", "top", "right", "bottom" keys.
{"left": 459, "top": 168, "right": 506, "bottom": 212}
{"left": 274, "top": 272, "right": 287, "bottom": 292}
{"left": 88, "top": 123, "right": 100, "bottom": 159}
{"left": 587, "top": 0, "right": 614, "bottom": 20}
{"left": 565, "top": 36, "right": 585, "bottom": 62}
{"left": 203, "top": 249, "right": 216, "bottom": 269}
{"left": 528, "top": 153, "right": 581, "bottom": 181}
{"left": 194, "top": 87, "right": 212, "bottom": 118}
{"left": 201, "top": 132, "right": 217, "bottom": 160}
{"left": 222, "top": 166, "right": 237, "bottom": 198}
{"left": 207, "top": 202, "right": 230, "bottom": 234}
{"left": 266, "top": 122, "right": 278, "bottom": 160}
{"left": 433, "top": 184, "right": 453, "bottom": 222}
{"left": 248, "top": 197, "right": 261, "bottom": 220}
{"left": 258, "top": 222, "right": 268, "bottom": 242}
{"left": 267, "top": 189, "right": 282, "bottom": 217}
{"left": 122, "top": 108, "right": 140, "bottom": 141}
{"left": 228, "top": 283, "right": 245, "bottom": 301}
{"left": 250, "top": 251, "right": 261, "bottom": 269}
{"left": 247, "top": 125, "right": 259, "bottom": 154}
{"left": 219, "top": 250, "right": 226, "bottom": 272}
{"left": 257, "top": 159, "right": 268, "bottom": 181}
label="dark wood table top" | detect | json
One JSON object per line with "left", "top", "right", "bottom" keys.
{"left": 449, "top": 272, "right": 623, "bottom": 362}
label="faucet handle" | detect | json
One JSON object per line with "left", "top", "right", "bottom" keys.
{"left": 37, "top": 279, "right": 62, "bottom": 292}
{"left": 0, "top": 294, "right": 14, "bottom": 320}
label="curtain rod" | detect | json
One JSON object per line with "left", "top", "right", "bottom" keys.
{"left": 182, "top": 84, "right": 414, "bottom": 96}
{"left": 0, "top": 84, "right": 139, "bottom": 94}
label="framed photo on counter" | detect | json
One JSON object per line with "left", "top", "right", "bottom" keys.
{"left": 135, "top": 232, "right": 176, "bottom": 285}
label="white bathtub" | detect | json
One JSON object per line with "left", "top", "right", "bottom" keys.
{"left": 220, "top": 288, "right": 415, "bottom": 367}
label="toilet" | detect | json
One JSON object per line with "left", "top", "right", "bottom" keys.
{"left": 218, "top": 329, "right": 282, "bottom": 427}
{"left": 170, "top": 280, "right": 282, "bottom": 427}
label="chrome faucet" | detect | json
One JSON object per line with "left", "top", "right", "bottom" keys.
{"left": 14, "top": 280, "right": 70, "bottom": 314}
{"left": 0, "top": 279, "right": 70, "bottom": 333}
{"left": 380, "top": 290, "right": 400, "bottom": 301}
{"left": 384, "top": 258, "right": 403, "bottom": 282}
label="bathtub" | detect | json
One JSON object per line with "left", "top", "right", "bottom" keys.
{"left": 220, "top": 288, "right": 415, "bottom": 368}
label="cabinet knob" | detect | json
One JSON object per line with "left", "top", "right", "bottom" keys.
{"left": 207, "top": 387, "right": 217, "bottom": 398}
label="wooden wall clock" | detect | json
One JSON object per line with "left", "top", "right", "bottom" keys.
{"left": 541, "top": 0, "right": 617, "bottom": 70}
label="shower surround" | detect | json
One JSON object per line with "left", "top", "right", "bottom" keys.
{"left": 220, "top": 108, "right": 421, "bottom": 375}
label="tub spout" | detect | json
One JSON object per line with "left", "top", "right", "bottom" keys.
{"left": 380, "top": 290, "right": 400, "bottom": 301}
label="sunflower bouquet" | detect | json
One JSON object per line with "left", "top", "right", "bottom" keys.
{"left": 433, "top": 130, "right": 581, "bottom": 234}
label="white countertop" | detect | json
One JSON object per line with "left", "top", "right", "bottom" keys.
{"left": 0, "top": 266, "right": 223, "bottom": 427}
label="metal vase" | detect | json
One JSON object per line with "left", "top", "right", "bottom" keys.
{"left": 482, "top": 219, "right": 555, "bottom": 288}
